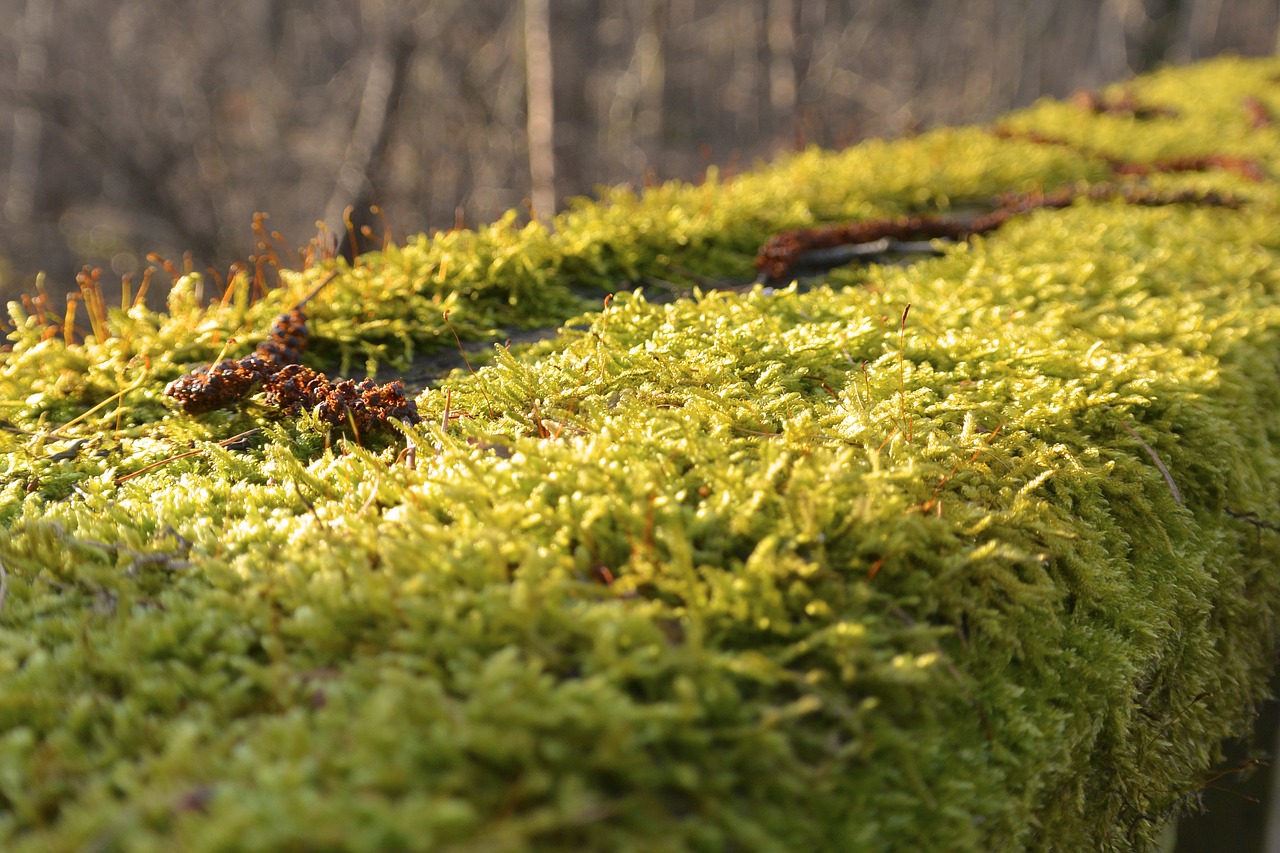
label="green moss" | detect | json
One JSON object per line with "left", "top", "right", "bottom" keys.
{"left": 3, "top": 56, "right": 1280, "bottom": 851}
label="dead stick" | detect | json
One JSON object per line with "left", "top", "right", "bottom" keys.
{"left": 114, "top": 429, "right": 260, "bottom": 485}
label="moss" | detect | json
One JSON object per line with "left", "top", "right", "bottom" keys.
{"left": 2, "top": 56, "right": 1280, "bottom": 851}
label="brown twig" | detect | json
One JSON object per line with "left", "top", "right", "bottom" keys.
{"left": 992, "top": 127, "right": 1266, "bottom": 183}
{"left": 1243, "top": 96, "right": 1275, "bottom": 129}
{"left": 755, "top": 183, "right": 1240, "bottom": 282}
{"left": 1070, "top": 89, "right": 1179, "bottom": 119}
{"left": 1119, "top": 420, "right": 1183, "bottom": 507}
{"left": 114, "top": 429, "right": 260, "bottom": 484}
{"left": 899, "top": 304, "right": 912, "bottom": 444}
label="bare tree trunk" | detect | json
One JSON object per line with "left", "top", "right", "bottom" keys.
{"left": 524, "top": 0, "right": 556, "bottom": 221}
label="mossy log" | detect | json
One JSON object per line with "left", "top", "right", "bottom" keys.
{"left": 2, "top": 56, "right": 1280, "bottom": 851}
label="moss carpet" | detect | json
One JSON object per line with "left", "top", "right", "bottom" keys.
{"left": 3, "top": 56, "right": 1280, "bottom": 851}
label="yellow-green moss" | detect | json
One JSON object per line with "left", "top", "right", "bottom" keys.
{"left": 3, "top": 56, "right": 1280, "bottom": 851}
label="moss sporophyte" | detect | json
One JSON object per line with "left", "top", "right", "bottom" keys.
{"left": 2, "top": 56, "right": 1280, "bottom": 852}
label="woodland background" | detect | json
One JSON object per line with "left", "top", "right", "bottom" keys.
{"left": 1, "top": 0, "right": 1279, "bottom": 304}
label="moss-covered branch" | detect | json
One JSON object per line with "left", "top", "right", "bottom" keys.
{"left": 2, "top": 56, "right": 1280, "bottom": 852}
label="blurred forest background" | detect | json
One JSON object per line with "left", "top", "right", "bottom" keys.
{"left": 1, "top": 0, "right": 1279, "bottom": 305}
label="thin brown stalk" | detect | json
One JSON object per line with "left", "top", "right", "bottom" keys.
{"left": 114, "top": 429, "right": 260, "bottom": 485}
{"left": 1119, "top": 420, "right": 1183, "bottom": 507}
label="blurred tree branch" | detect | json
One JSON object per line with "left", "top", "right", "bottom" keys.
{"left": 328, "top": 6, "right": 418, "bottom": 262}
